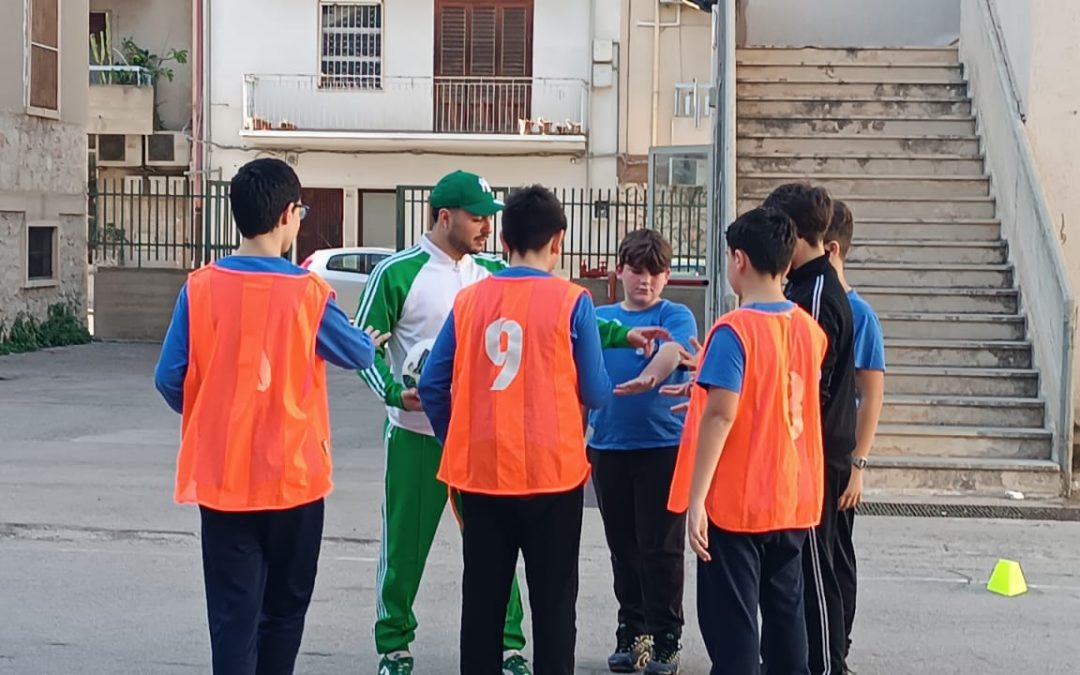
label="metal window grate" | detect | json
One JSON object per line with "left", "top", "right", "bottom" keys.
{"left": 320, "top": 2, "right": 382, "bottom": 90}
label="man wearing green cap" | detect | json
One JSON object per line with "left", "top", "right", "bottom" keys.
{"left": 356, "top": 171, "right": 664, "bottom": 674}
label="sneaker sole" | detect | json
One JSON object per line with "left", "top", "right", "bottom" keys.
{"left": 608, "top": 654, "right": 651, "bottom": 673}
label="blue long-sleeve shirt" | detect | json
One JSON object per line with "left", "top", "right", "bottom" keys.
{"left": 153, "top": 256, "right": 378, "bottom": 414}
{"left": 419, "top": 267, "right": 612, "bottom": 444}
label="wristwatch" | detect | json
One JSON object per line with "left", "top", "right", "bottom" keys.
{"left": 852, "top": 457, "right": 868, "bottom": 470}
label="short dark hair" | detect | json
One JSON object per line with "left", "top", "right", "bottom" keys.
{"left": 501, "top": 185, "right": 567, "bottom": 254}
{"left": 825, "top": 200, "right": 855, "bottom": 258}
{"left": 761, "top": 183, "right": 832, "bottom": 246}
{"left": 618, "top": 229, "right": 672, "bottom": 274}
{"left": 229, "top": 158, "right": 302, "bottom": 238}
{"left": 726, "top": 207, "right": 796, "bottom": 277}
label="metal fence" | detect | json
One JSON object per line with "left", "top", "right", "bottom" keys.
{"left": 396, "top": 185, "right": 707, "bottom": 277}
{"left": 88, "top": 177, "right": 235, "bottom": 269}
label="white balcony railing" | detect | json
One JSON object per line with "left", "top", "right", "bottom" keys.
{"left": 242, "top": 74, "right": 588, "bottom": 136}
{"left": 89, "top": 65, "right": 154, "bottom": 87}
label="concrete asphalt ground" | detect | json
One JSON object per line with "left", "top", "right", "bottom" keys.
{"left": 2, "top": 343, "right": 1079, "bottom": 674}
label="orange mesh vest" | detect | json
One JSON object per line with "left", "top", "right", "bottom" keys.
{"left": 437, "top": 275, "right": 589, "bottom": 496}
{"left": 668, "top": 305, "right": 828, "bottom": 533}
{"left": 177, "top": 264, "right": 335, "bottom": 511}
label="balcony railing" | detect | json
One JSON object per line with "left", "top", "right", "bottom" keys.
{"left": 90, "top": 65, "right": 154, "bottom": 87}
{"left": 242, "top": 74, "right": 588, "bottom": 136}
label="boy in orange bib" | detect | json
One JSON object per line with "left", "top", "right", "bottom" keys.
{"left": 667, "top": 208, "right": 827, "bottom": 675}
{"left": 419, "top": 185, "right": 612, "bottom": 675}
{"left": 154, "top": 158, "right": 386, "bottom": 674}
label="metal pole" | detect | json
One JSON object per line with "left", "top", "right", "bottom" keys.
{"left": 705, "top": 0, "right": 737, "bottom": 324}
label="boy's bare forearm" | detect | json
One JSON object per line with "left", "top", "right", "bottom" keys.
{"left": 637, "top": 341, "right": 684, "bottom": 385}
{"left": 854, "top": 369, "right": 884, "bottom": 459}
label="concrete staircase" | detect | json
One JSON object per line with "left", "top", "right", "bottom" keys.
{"left": 735, "top": 46, "right": 1062, "bottom": 498}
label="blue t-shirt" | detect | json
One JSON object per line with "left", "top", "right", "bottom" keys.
{"left": 588, "top": 299, "right": 697, "bottom": 451}
{"left": 848, "top": 289, "right": 885, "bottom": 372}
{"left": 697, "top": 301, "right": 796, "bottom": 394}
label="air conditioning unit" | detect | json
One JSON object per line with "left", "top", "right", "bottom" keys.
{"left": 145, "top": 132, "right": 191, "bottom": 167}
{"left": 97, "top": 134, "right": 143, "bottom": 167}
{"left": 669, "top": 157, "right": 707, "bottom": 187}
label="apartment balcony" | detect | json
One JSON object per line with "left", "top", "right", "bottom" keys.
{"left": 88, "top": 66, "right": 156, "bottom": 136}
{"left": 240, "top": 74, "right": 588, "bottom": 154}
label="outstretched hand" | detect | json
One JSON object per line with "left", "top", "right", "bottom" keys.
{"left": 659, "top": 381, "right": 693, "bottom": 412}
{"left": 676, "top": 336, "right": 704, "bottom": 371}
{"left": 614, "top": 374, "right": 658, "bottom": 396}
{"left": 364, "top": 326, "right": 392, "bottom": 349}
{"left": 626, "top": 326, "right": 673, "bottom": 358}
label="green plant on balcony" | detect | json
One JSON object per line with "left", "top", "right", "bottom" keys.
{"left": 90, "top": 16, "right": 189, "bottom": 130}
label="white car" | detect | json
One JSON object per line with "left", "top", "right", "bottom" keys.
{"left": 301, "top": 246, "right": 395, "bottom": 319}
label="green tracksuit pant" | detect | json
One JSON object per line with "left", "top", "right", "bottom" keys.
{"left": 374, "top": 421, "right": 527, "bottom": 655}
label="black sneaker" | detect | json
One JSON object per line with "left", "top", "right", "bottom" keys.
{"left": 644, "top": 633, "right": 681, "bottom": 675}
{"left": 608, "top": 625, "right": 652, "bottom": 673}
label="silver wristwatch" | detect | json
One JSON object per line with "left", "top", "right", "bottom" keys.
{"left": 852, "top": 457, "right": 868, "bottom": 470}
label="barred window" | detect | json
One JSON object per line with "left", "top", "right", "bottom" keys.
{"left": 320, "top": 2, "right": 382, "bottom": 90}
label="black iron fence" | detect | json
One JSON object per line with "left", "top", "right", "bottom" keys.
{"left": 396, "top": 185, "right": 707, "bottom": 277}
{"left": 88, "top": 177, "right": 235, "bottom": 269}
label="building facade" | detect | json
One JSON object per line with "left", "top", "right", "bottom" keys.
{"left": 0, "top": 0, "right": 90, "bottom": 328}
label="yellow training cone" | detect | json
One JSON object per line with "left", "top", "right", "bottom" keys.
{"left": 987, "top": 559, "right": 1028, "bottom": 597}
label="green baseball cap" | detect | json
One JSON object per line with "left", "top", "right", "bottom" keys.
{"left": 430, "top": 170, "right": 504, "bottom": 217}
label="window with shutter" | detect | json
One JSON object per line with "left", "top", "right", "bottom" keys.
{"left": 434, "top": 1, "right": 533, "bottom": 133}
{"left": 28, "top": 0, "right": 60, "bottom": 115}
{"left": 319, "top": 2, "right": 383, "bottom": 90}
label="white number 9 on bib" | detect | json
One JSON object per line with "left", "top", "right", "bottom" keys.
{"left": 484, "top": 318, "right": 524, "bottom": 391}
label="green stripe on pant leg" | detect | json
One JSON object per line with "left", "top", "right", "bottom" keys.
{"left": 374, "top": 424, "right": 448, "bottom": 655}
{"left": 451, "top": 489, "right": 527, "bottom": 652}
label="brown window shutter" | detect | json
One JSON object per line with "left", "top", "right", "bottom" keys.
{"left": 32, "top": 0, "right": 58, "bottom": 48}
{"left": 438, "top": 6, "right": 467, "bottom": 77}
{"left": 499, "top": 7, "right": 529, "bottom": 77}
{"left": 470, "top": 7, "right": 497, "bottom": 77}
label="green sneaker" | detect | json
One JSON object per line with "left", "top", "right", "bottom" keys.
{"left": 378, "top": 651, "right": 414, "bottom": 675}
{"left": 502, "top": 650, "right": 532, "bottom": 675}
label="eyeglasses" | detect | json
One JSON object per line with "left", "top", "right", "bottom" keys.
{"left": 296, "top": 203, "right": 310, "bottom": 221}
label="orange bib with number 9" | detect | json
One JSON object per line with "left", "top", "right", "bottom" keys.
{"left": 438, "top": 274, "right": 589, "bottom": 496}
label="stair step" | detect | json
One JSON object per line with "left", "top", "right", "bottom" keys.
{"left": 886, "top": 339, "right": 1031, "bottom": 368}
{"left": 857, "top": 287, "right": 1017, "bottom": 314}
{"left": 738, "top": 64, "right": 964, "bottom": 83}
{"left": 738, "top": 116, "right": 976, "bottom": 137}
{"left": 736, "top": 81, "right": 968, "bottom": 99}
{"left": 740, "top": 174, "right": 990, "bottom": 199}
{"left": 848, "top": 239, "right": 1004, "bottom": 264}
{"left": 879, "top": 313, "right": 1025, "bottom": 340}
{"left": 856, "top": 219, "right": 1001, "bottom": 241}
{"left": 737, "top": 153, "right": 984, "bottom": 176}
{"left": 736, "top": 46, "right": 959, "bottom": 66}
{"left": 741, "top": 194, "right": 995, "bottom": 219}
{"left": 846, "top": 262, "right": 1012, "bottom": 288}
{"left": 864, "top": 456, "right": 1061, "bottom": 498}
{"left": 882, "top": 395, "right": 1045, "bottom": 428}
{"left": 886, "top": 366, "right": 1038, "bottom": 397}
{"left": 737, "top": 134, "right": 980, "bottom": 156}
{"left": 738, "top": 97, "right": 972, "bottom": 118}
{"left": 874, "top": 424, "right": 1052, "bottom": 460}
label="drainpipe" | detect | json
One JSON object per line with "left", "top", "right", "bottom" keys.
{"left": 651, "top": 0, "right": 660, "bottom": 147}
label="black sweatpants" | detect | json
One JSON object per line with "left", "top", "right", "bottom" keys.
{"left": 697, "top": 525, "right": 809, "bottom": 675}
{"left": 835, "top": 504, "right": 857, "bottom": 655}
{"left": 459, "top": 486, "right": 584, "bottom": 675}
{"left": 588, "top": 447, "right": 686, "bottom": 639}
{"left": 804, "top": 462, "right": 851, "bottom": 675}
{"left": 199, "top": 498, "right": 324, "bottom": 675}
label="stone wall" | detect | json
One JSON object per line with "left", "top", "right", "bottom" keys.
{"left": 0, "top": 112, "right": 88, "bottom": 329}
